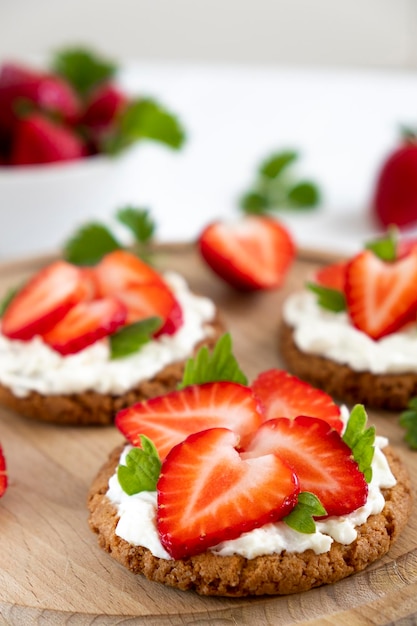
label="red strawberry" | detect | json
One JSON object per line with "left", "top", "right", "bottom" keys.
{"left": 116, "top": 382, "right": 263, "bottom": 460}
{"left": 0, "top": 444, "right": 7, "bottom": 497}
{"left": 42, "top": 297, "right": 127, "bottom": 355}
{"left": 95, "top": 250, "right": 165, "bottom": 294}
{"left": 10, "top": 114, "right": 86, "bottom": 165}
{"left": 115, "top": 283, "right": 183, "bottom": 335}
{"left": 313, "top": 261, "right": 347, "bottom": 293}
{"left": 372, "top": 139, "right": 417, "bottom": 229}
{"left": 81, "top": 83, "right": 127, "bottom": 130}
{"left": 157, "top": 427, "right": 299, "bottom": 559}
{"left": 243, "top": 416, "right": 368, "bottom": 517}
{"left": 251, "top": 369, "right": 343, "bottom": 434}
{"left": 345, "top": 248, "right": 417, "bottom": 339}
{"left": 1, "top": 261, "right": 91, "bottom": 341}
{"left": 198, "top": 215, "right": 295, "bottom": 291}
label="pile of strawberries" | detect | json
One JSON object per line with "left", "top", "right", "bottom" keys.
{"left": 116, "top": 369, "right": 368, "bottom": 559}
{"left": 1, "top": 250, "right": 183, "bottom": 355}
{"left": 0, "top": 59, "right": 126, "bottom": 166}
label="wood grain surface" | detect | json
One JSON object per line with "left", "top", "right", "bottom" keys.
{"left": 0, "top": 244, "right": 416, "bottom": 626}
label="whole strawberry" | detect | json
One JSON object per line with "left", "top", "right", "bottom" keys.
{"left": 372, "top": 131, "right": 417, "bottom": 228}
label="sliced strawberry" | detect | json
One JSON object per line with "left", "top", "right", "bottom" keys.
{"left": 251, "top": 369, "right": 343, "bottom": 434}
{"left": 95, "top": 250, "right": 165, "bottom": 295}
{"left": 313, "top": 261, "right": 347, "bottom": 293}
{"left": 42, "top": 297, "right": 127, "bottom": 355}
{"left": 243, "top": 416, "right": 368, "bottom": 517}
{"left": 0, "top": 444, "right": 7, "bottom": 497}
{"left": 397, "top": 237, "right": 417, "bottom": 258}
{"left": 1, "top": 261, "right": 90, "bottom": 341}
{"left": 157, "top": 427, "right": 299, "bottom": 559}
{"left": 115, "top": 283, "right": 183, "bottom": 335}
{"left": 10, "top": 114, "right": 86, "bottom": 165}
{"left": 198, "top": 215, "right": 295, "bottom": 291}
{"left": 81, "top": 83, "right": 127, "bottom": 130}
{"left": 345, "top": 248, "right": 417, "bottom": 340}
{"left": 116, "top": 382, "right": 263, "bottom": 460}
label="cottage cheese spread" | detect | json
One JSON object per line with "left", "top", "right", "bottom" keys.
{"left": 106, "top": 422, "right": 396, "bottom": 560}
{"left": 283, "top": 290, "right": 417, "bottom": 374}
{"left": 0, "top": 272, "right": 216, "bottom": 397}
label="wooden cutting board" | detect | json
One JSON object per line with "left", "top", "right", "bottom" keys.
{"left": 0, "top": 244, "right": 416, "bottom": 626}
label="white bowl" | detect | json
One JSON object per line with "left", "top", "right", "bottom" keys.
{"left": 0, "top": 145, "right": 142, "bottom": 261}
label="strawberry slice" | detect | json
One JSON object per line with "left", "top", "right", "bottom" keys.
{"left": 95, "top": 250, "right": 165, "bottom": 294}
{"left": 157, "top": 427, "right": 299, "bottom": 559}
{"left": 115, "top": 382, "right": 263, "bottom": 460}
{"left": 42, "top": 297, "right": 127, "bottom": 355}
{"left": 198, "top": 215, "right": 295, "bottom": 291}
{"left": 10, "top": 114, "right": 86, "bottom": 165}
{"left": 243, "top": 416, "right": 368, "bottom": 517}
{"left": 313, "top": 261, "right": 347, "bottom": 293}
{"left": 0, "top": 444, "right": 7, "bottom": 497}
{"left": 114, "top": 283, "right": 183, "bottom": 335}
{"left": 1, "top": 261, "right": 91, "bottom": 341}
{"left": 251, "top": 369, "right": 343, "bottom": 434}
{"left": 345, "top": 248, "right": 417, "bottom": 340}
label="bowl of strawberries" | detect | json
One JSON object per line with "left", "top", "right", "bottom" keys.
{"left": 0, "top": 47, "right": 185, "bottom": 260}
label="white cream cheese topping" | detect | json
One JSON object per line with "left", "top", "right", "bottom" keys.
{"left": 106, "top": 424, "right": 396, "bottom": 560}
{"left": 0, "top": 272, "right": 216, "bottom": 397}
{"left": 283, "top": 290, "right": 417, "bottom": 374}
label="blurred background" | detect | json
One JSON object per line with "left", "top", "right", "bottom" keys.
{"left": 1, "top": 0, "right": 417, "bottom": 257}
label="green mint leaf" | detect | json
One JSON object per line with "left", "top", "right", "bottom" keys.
{"left": 179, "top": 333, "right": 248, "bottom": 389}
{"left": 0, "top": 285, "right": 20, "bottom": 316}
{"left": 284, "top": 492, "right": 327, "bottom": 534}
{"left": 365, "top": 227, "right": 398, "bottom": 262}
{"left": 307, "top": 282, "right": 346, "bottom": 312}
{"left": 259, "top": 151, "right": 298, "bottom": 179}
{"left": 103, "top": 98, "right": 186, "bottom": 154}
{"left": 63, "top": 223, "right": 122, "bottom": 266}
{"left": 399, "top": 397, "right": 417, "bottom": 449}
{"left": 239, "top": 191, "right": 269, "bottom": 214}
{"left": 116, "top": 206, "right": 156, "bottom": 245}
{"left": 286, "top": 180, "right": 320, "bottom": 209}
{"left": 342, "top": 404, "right": 375, "bottom": 483}
{"left": 117, "top": 436, "right": 162, "bottom": 495}
{"left": 51, "top": 47, "right": 117, "bottom": 97}
{"left": 110, "top": 317, "right": 162, "bottom": 360}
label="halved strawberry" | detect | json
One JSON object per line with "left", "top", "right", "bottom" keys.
{"left": 198, "top": 215, "right": 295, "bottom": 291}
{"left": 81, "top": 83, "right": 127, "bottom": 130}
{"left": 115, "top": 283, "right": 183, "bottom": 335}
{"left": 10, "top": 114, "right": 86, "bottom": 165}
{"left": 94, "top": 250, "right": 165, "bottom": 294}
{"left": 1, "top": 261, "right": 91, "bottom": 341}
{"left": 116, "top": 382, "right": 263, "bottom": 460}
{"left": 0, "top": 444, "right": 7, "bottom": 497}
{"left": 313, "top": 261, "right": 347, "bottom": 293}
{"left": 251, "top": 369, "right": 343, "bottom": 434}
{"left": 42, "top": 296, "right": 127, "bottom": 355}
{"left": 243, "top": 416, "right": 368, "bottom": 517}
{"left": 345, "top": 248, "right": 417, "bottom": 340}
{"left": 157, "top": 427, "right": 299, "bottom": 559}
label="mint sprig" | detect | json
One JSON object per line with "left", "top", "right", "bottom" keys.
{"left": 179, "top": 333, "right": 248, "bottom": 389}
{"left": 283, "top": 492, "right": 326, "bottom": 534}
{"left": 117, "top": 436, "right": 162, "bottom": 495}
{"left": 307, "top": 282, "right": 346, "bottom": 313}
{"left": 342, "top": 405, "right": 375, "bottom": 483}
{"left": 51, "top": 47, "right": 117, "bottom": 97}
{"left": 240, "top": 150, "right": 321, "bottom": 214}
{"left": 110, "top": 317, "right": 162, "bottom": 360}
{"left": 399, "top": 397, "right": 417, "bottom": 449}
{"left": 63, "top": 205, "right": 157, "bottom": 266}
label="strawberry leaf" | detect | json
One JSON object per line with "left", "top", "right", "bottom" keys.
{"left": 179, "top": 333, "right": 248, "bottom": 389}
{"left": 342, "top": 405, "right": 375, "bottom": 483}
{"left": 0, "top": 285, "right": 20, "bottom": 317}
{"left": 399, "top": 397, "right": 417, "bottom": 449}
{"left": 51, "top": 47, "right": 117, "bottom": 97}
{"left": 117, "top": 436, "right": 162, "bottom": 495}
{"left": 283, "top": 491, "right": 326, "bottom": 534}
{"left": 110, "top": 317, "right": 162, "bottom": 359}
{"left": 63, "top": 223, "right": 122, "bottom": 266}
{"left": 103, "top": 98, "right": 185, "bottom": 154}
{"left": 116, "top": 206, "right": 156, "bottom": 245}
{"left": 307, "top": 282, "right": 347, "bottom": 312}
{"left": 365, "top": 227, "right": 398, "bottom": 262}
